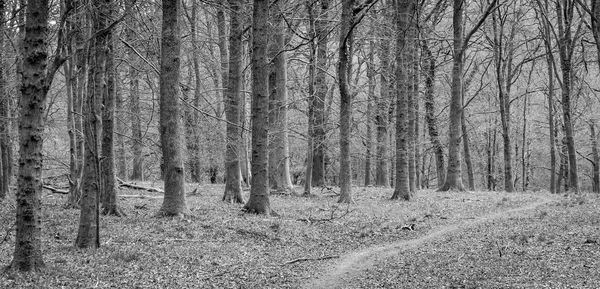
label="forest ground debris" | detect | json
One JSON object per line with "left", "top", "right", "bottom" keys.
{"left": 1, "top": 183, "right": 597, "bottom": 288}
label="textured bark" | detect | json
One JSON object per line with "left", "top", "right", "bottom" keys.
{"left": 391, "top": 0, "right": 414, "bottom": 200}
{"left": 11, "top": 0, "right": 49, "bottom": 271}
{"left": 365, "top": 39, "right": 375, "bottom": 187}
{"left": 77, "top": 0, "right": 110, "bottom": 249}
{"left": 127, "top": 2, "right": 143, "bottom": 181}
{"left": 461, "top": 109, "right": 474, "bottom": 190}
{"left": 223, "top": 0, "right": 244, "bottom": 204}
{"left": 216, "top": 6, "right": 228, "bottom": 118}
{"left": 101, "top": 14, "right": 123, "bottom": 217}
{"left": 268, "top": 0, "right": 294, "bottom": 193}
{"left": 66, "top": 2, "right": 86, "bottom": 208}
{"left": 187, "top": 1, "right": 202, "bottom": 182}
{"left": 311, "top": 0, "right": 330, "bottom": 187}
{"left": 422, "top": 41, "right": 445, "bottom": 188}
{"left": 407, "top": 18, "right": 418, "bottom": 194}
{"left": 0, "top": 0, "right": 8, "bottom": 199}
{"left": 541, "top": 12, "right": 557, "bottom": 193}
{"left": 157, "top": 0, "right": 190, "bottom": 217}
{"left": 439, "top": 0, "right": 465, "bottom": 192}
{"left": 304, "top": 1, "right": 316, "bottom": 195}
{"left": 115, "top": 71, "right": 127, "bottom": 179}
{"left": 337, "top": 0, "right": 355, "bottom": 203}
{"left": 555, "top": 0, "right": 579, "bottom": 192}
{"left": 375, "top": 36, "right": 390, "bottom": 187}
{"left": 244, "top": 0, "right": 271, "bottom": 214}
{"left": 590, "top": 122, "right": 600, "bottom": 193}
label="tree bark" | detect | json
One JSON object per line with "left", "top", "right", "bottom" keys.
{"left": 77, "top": 0, "right": 111, "bottom": 249}
{"left": 223, "top": 0, "right": 244, "bottom": 203}
{"left": 422, "top": 41, "right": 445, "bottom": 188}
{"left": 556, "top": 0, "right": 579, "bottom": 192}
{"left": 365, "top": 37, "right": 375, "bottom": 187}
{"left": 392, "top": 0, "right": 415, "bottom": 200}
{"left": 304, "top": 0, "right": 316, "bottom": 195}
{"left": 311, "top": 0, "right": 330, "bottom": 187}
{"left": 268, "top": 0, "right": 294, "bottom": 194}
{"left": 101, "top": 10, "right": 123, "bottom": 216}
{"left": 0, "top": 0, "right": 8, "bottom": 199}
{"left": 375, "top": 26, "right": 390, "bottom": 187}
{"left": 156, "top": 0, "right": 190, "bottom": 217}
{"left": 186, "top": 1, "right": 203, "bottom": 183}
{"left": 337, "top": 0, "right": 355, "bottom": 203}
{"left": 590, "top": 121, "right": 599, "bottom": 193}
{"left": 244, "top": 0, "right": 272, "bottom": 214}
{"left": 439, "top": 0, "right": 466, "bottom": 192}
{"left": 11, "top": 0, "right": 51, "bottom": 271}
{"left": 127, "top": 2, "right": 143, "bottom": 181}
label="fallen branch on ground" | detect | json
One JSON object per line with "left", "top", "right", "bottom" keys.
{"left": 117, "top": 178, "right": 164, "bottom": 193}
{"left": 119, "top": 195, "right": 164, "bottom": 199}
{"left": 282, "top": 255, "right": 339, "bottom": 265}
{"left": 43, "top": 185, "right": 68, "bottom": 194}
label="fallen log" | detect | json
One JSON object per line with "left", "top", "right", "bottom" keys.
{"left": 116, "top": 178, "right": 164, "bottom": 193}
{"left": 43, "top": 185, "right": 68, "bottom": 195}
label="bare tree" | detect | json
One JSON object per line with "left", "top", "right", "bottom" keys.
{"left": 156, "top": 0, "right": 190, "bottom": 217}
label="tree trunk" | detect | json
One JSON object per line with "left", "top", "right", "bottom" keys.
{"left": 223, "top": 0, "right": 244, "bottom": 203}
{"left": 392, "top": 0, "right": 415, "bottom": 200}
{"left": 461, "top": 109, "right": 474, "bottom": 191}
{"left": 11, "top": 0, "right": 50, "bottom": 271}
{"left": 157, "top": 0, "right": 189, "bottom": 217}
{"left": 556, "top": 0, "right": 579, "bottom": 192}
{"left": 543, "top": 22, "right": 557, "bottom": 194}
{"left": 407, "top": 18, "right": 418, "bottom": 193}
{"left": 268, "top": 0, "right": 294, "bottom": 194}
{"left": 590, "top": 121, "right": 600, "bottom": 193}
{"left": 0, "top": 0, "right": 8, "bottom": 199}
{"left": 439, "top": 0, "right": 465, "bottom": 192}
{"left": 186, "top": 1, "right": 202, "bottom": 183}
{"left": 76, "top": 0, "right": 111, "bottom": 249}
{"left": 216, "top": 6, "right": 228, "bottom": 118}
{"left": 365, "top": 38, "right": 375, "bottom": 187}
{"left": 422, "top": 41, "right": 445, "bottom": 188}
{"left": 101, "top": 15, "right": 123, "bottom": 217}
{"left": 337, "top": 0, "right": 355, "bottom": 204}
{"left": 127, "top": 3, "right": 143, "bottom": 181}
{"left": 244, "top": 0, "right": 272, "bottom": 214}
{"left": 311, "top": 0, "right": 330, "bottom": 187}
{"left": 375, "top": 30, "right": 390, "bottom": 187}
{"left": 115, "top": 68, "right": 127, "bottom": 179}
{"left": 304, "top": 0, "right": 316, "bottom": 195}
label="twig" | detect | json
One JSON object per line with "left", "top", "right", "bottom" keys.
{"left": 0, "top": 222, "right": 15, "bottom": 246}
{"left": 282, "top": 255, "right": 339, "bottom": 265}
{"left": 43, "top": 185, "right": 69, "bottom": 194}
{"left": 495, "top": 240, "right": 503, "bottom": 258}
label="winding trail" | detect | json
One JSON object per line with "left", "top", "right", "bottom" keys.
{"left": 304, "top": 195, "right": 558, "bottom": 289}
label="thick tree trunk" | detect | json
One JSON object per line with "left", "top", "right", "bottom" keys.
{"left": 337, "top": 0, "right": 354, "bottom": 204}
{"left": 407, "top": 20, "right": 418, "bottom": 193}
{"left": 222, "top": 0, "right": 244, "bottom": 203}
{"left": 439, "top": 0, "right": 465, "bottom": 192}
{"left": 375, "top": 34, "right": 390, "bottom": 187}
{"left": 244, "top": 0, "right": 272, "bottom": 214}
{"left": 127, "top": 4, "right": 143, "bottom": 181}
{"left": 101, "top": 19, "right": 123, "bottom": 217}
{"left": 268, "top": 0, "right": 294, "bottom": 193}
{"left": 590, "top": 122, "right": 599, "bottom": 193}
{"left": 311, "top": 0, "right": 330, "bottom": 187}
{"left": 77, "top": 0, "right": 111, "bottom": 249}
{"left": 422, "top": 41, "right": 445, "bottom": 188}
{"left": 304, "top": 0, "right": 316, "bottom": 195}
{"left": 392, "top": 0, "right": 415, "bottom": 200}
{"left": 157, "top": 0, "right": 190, "bottom": 217}
{"left": 11, "top": 0, "right": 49, "bottom": 271}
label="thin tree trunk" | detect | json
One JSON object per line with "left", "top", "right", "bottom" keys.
{"left": 375, "top": 28, "right": 390, "bottom": 187}
{"left": 590, "top": 121, "right": 599, "bottom": 193}
{"left": 216, "top": 5, "right": 228, "bottom": 118}
{"left": 545, "top": 34, "right": 557, "bottom": 194}
{"left": 0, "top": 0, "right": 8, "bottom": 199}
{"left": 311, "top": 0, "right": 330, "bottom": 187}
{"left": 439, "top": 0, "right": 465, "bottom": 192}
{"left": 127, "top": 2, "right": 143, "bottom": 181}
{"left": 101, "top": 13, "right": 123, "bottom": 216}
{"left": 156, "top": 0, "right": 189, "bottom": 217}
{"left": 337, "top": 0, "right": 355, "bottom": 203}
{"left": 244, "top": 0, "right": 272, "bottom": 214}
{"left": 187, "top": 1, "right": 202, "bottom": 182}
{"left": 422, "top": 41, "right": 445, "bottom": 188}
{"left": 268, "top": 0, "right": 294, "bottom": 193}
{"left": 461, "top": 109, "right": 474, "bottom": 190}
{"left": 115, "top": 68, "right": 127, "bottom": 179}
{"left": 223, "top": 0, "right": 244, "bottom": 203}
{"left": 77, "top": 0, "right": 111, "bottom": 249}
{"left": 304, "top": 0, "right": 316, "bottom": 195}
{"left": 365, "top": 38, "right": 375, "bottom": 187}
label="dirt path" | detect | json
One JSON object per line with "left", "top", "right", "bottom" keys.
{"left": 304, "top": 195, "right": 558, "bottom": 289}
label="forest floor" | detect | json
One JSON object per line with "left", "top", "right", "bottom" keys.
{"left": 0, "top": 183, "right": 599, "bottom": 288}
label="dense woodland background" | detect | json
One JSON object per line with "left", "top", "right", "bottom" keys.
{"left": 1, "top": 0, "right": 600, "bottom": 273}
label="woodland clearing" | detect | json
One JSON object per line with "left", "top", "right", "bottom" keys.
{"left": 1, "top": 184, "right": 598, "bottom": 288}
